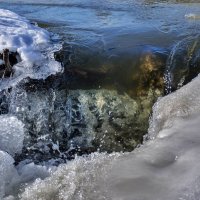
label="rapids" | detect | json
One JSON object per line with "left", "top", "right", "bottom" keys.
{"left": 0, "top": 1, "right": 200, "bottom": 200}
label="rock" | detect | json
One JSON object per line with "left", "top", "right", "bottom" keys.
{"left": 0, "top": 49, "right": 20, "bottom": 78}
{"left": 65, "top": 89, "right": 140, "bottom": 152}
{"left": 138, "top": 51, "right": 165, "bottom": 94}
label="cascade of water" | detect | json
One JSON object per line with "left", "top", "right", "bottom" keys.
{"left": 164, "top": 35, "right": 200, "bottom": 94}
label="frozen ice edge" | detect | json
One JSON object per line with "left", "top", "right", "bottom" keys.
{"left": 0, "top": 9, "right": 62, "bottom": 91}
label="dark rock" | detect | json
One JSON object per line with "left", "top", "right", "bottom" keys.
{"left": 0, "top": 49, "right": 21, "bottom": 78}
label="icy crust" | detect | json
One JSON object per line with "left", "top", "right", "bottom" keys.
{"left": 0, "top": 115, "right": 24, "bottom": 156}
{"left": 149, "top": 74, "right": 200, "bottom": 139}
{"left": 109, "top": 115, "right": 200, "bottom": 200}
{"left": 19, "top": 153, "right": 120, "bottom": 200}
{"left": 0, "top": 9, "right": 62, "bottom": 90}
{"left": 0, "top": 115, "right": 25, "bottom": 199}
{"left": 0, "top": 156, "right": 51, "bottom": 200}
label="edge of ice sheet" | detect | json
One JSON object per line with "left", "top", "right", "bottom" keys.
{"left": 19, "top": 153, "right": 121, "bottom": 200}
{"left": 0, "top": 115, "right": 24, "bottom": 156}
{"left": 0, "top": 9, "right": 62, "bottom": 90}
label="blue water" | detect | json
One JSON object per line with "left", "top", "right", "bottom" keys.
{"left": 1, "top": 0, "right": 200, "bottom": 49}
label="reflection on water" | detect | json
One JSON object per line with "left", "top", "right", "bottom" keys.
{"left": 1, "top": 0, "right": 199, "bottom": 80}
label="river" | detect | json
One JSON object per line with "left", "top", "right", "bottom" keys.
{"left": 0, "top": 0, "right": 200, "bottom": 199}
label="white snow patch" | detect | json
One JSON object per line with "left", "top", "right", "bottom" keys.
{"left": 108, "top": 75, "right": 200, "bottom": 200}
{"left": 0, "top": 151, "right": 18, "bottom": 199}
{"left": 0, "top": 115, "right": 24, "bottom": 156}
{"left": 0, "top": 9, "right": 62, "bottom": 90}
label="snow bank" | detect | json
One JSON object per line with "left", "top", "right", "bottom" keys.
{"left": 108, "top": 75, "right": 200, "bottom": 200}
{"left": 0, "top": 115, "right": 24, "bottom": 156}
{"left": 0, "top": 151, "right": 18, "bottom": 199}
{"left": 0, "top": 9, "right": 62, "bottom": 90}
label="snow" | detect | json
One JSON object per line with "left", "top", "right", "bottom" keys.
{"left": 0, "top": 9, "right": 62, "bottom": 90}
{"left": 0, "top": 151, "right": 18, "bottom": 199}
{"left": 0, "top": 115, "right": 24, "bottom": 156}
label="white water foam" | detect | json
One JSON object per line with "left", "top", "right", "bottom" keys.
{"left": 0, "top": 9, "right": 62, "bottom": 91}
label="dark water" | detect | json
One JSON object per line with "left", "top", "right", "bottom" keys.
{"left": 1, "top": 0, "right": 199, "bottom": 93}
{"left": 0, "top": 1, "right": 200, "bottom": 199}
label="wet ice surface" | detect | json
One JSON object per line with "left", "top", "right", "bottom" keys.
{"left": 109, "top": 117, "right": 200, "bottom": 200}
{"left": 19, "top": 153, "right": 120, "bottom": 200}
{"left": 0, "top": 9, "right": 62, "bottom": 91}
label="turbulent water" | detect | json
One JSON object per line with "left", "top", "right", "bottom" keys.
{"left": 0, "top": 1, "right": 200, "bottom": 200}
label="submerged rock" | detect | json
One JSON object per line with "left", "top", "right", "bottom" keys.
{"left": 65, "top": 90, "right": 140, "bottom": 152}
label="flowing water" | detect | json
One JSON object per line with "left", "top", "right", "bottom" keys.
{"left": 0, "top": 0, "right": 200, "bottom": 199}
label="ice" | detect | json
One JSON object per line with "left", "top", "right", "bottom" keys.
{"left": 185, "top": 13, "right": 200, "bottom": 20}
{"left": 0, "top": 115, "right": 24, "bottom": 156}
{"left": 0, "top": 154, "right": 51, "bottom": 199}
{"left": 0, "top": 151, "right": 18, "bottom": 199}
{"left": 0, "top": 9, "right": 62, "bottom": 90}
{"left": 107, "top": 75, "right": 200, "bottom": 200}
